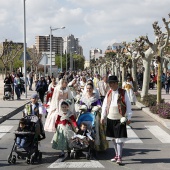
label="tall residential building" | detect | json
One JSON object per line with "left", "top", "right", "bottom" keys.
{"left": 63, "top": 34, "right": 83, "bottom": 70}
{"left": 63, "top": 34, "right": 83, "bottom": 56}
{"left": 35, "top": 35, "right": 63, "bottom": 54}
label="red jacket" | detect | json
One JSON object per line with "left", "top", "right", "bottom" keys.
{"left": 55, "top": 115, "right": 77, "bottom": 128}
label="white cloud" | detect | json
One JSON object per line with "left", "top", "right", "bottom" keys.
{"left": 0, "top": 0, "right": 170, "bottom": 60}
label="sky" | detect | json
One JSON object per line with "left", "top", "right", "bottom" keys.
{"left": 0, "top": 0, "right": 170, "bottom": 60}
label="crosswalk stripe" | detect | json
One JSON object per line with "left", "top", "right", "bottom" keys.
{"left": 0, "top": 126, "right": 13, "bottom": 139}
{"left": 145, "top": 125, "right": 170, "bottom": 143}
{"left": 48, "top": 160, "right": 104, "bottom": 168}
{"left": 126, "top": 126, "right": 143, "bottom": 143}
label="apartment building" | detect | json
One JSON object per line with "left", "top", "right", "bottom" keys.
{"left": 35, "top": 35, "right": 63, "bottom": 54}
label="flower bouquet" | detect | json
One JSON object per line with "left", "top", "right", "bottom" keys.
{"left": 91, "top": 106, "right": 101, "bottom": 112}
{"left": 79, "top": 105, "right": 87, "bottom": 112}
{"left": 120, "top": 117, "right": 127, "bottom": 125}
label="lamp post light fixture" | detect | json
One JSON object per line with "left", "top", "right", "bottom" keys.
{"left": 50, "top": 26, "right": 65, "bottom": 76}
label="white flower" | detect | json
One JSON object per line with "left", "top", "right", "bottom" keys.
{"left": 79, "top": 105, "right": 87, "bottom": 111}
{"left": 120, "top": 117, "right": 127, "bottom": 124}
{"left": 92, "top": 106, "right": 100, "bottom": 112}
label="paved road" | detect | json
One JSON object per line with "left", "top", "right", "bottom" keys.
{"left": 0, "top": 106, "right": 170, "bottom": 170}
{"left": 0, "top": 74, "right": 170, "bottom": 169}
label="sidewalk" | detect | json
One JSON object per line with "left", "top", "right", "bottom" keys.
{"left": 0, "top": 75, "right": 35, "bottom": 124}
{"left": 148, "top": 88, "right": 170, "bottom": 103}
{"left": 136, "top": 88, "right": 170, "bottom": 130}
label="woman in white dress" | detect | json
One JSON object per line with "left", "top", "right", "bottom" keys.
{"left": 122, "top": 76, "right": 136, "bottom": 105}
{"left": 44, "top": 78, "right": 74, "bottom": 132}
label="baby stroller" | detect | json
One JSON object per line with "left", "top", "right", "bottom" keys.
{"left": 7, "top": 115, "right": 42, "bottom": 164}
{"left": 3, "top": 84, "right": 14, "bottom": 100}
{"left": 69, "top": 112, "right": 96, "bottom": 160}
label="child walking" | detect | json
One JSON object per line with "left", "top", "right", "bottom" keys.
{"left": 52, "top": 101, "right": 78, "bottom": 157}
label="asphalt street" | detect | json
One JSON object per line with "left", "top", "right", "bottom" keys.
{"left": 0, "top": 106, "right": 170, "bottom": 170}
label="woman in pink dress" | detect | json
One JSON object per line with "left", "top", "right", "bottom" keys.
{"left": 44, "top": 78, "right": 74, "bottom": 132}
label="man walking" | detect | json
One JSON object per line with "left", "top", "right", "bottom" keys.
{"left": 100, "top": 75, "right": 132, "bottom": 164}
{"left": 28, "top": 70, "right": 34, "bottom": 91}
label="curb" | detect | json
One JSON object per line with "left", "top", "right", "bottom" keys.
{"left": 136, "top": 101, "right": 170, "bottom": 130}
{"left": 0, "top": 102, "right": 29, "bottom": 124}
{"left": 0, "top": 104, "right": 24, "bottom": 124}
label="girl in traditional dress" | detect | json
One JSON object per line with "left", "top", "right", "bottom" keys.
{"left": 44, "top": 78, "right": 74, "bottom": 132}
{"left": 52, "top": 101, "right": 78, "bottom": 157}
{"left": 122, "top": 76, "right": 136, "bottom": 105}
{"left": 80, "top": 83, "right": 108, "bottom": 151}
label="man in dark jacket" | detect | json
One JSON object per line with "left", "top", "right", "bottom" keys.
{"left": 36, "top": 76, "right": 48, "bottom": 103}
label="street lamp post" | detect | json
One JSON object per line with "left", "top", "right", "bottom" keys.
{"left": 60, "top": 42, "right": 62, "bottom": 72}
{"left": 50, "top": 26, "right": 65, "bottom": 76}
{"left": 23, "top": 0, "right": 27, "bottom": 98}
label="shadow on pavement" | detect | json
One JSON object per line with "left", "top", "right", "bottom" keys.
{"left": 96, "top": 148, "right": 161, "bottom": 161}
{"left": 125, "top": 158, "right": 170, "bottom": 164}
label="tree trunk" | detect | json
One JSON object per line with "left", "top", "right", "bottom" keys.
{"left": 4, "top": 66, "right": 7, "bottom": 76}
{"left": 112, "top": 62, "right": 114, "bottom": 75}
{"left": 121, "top": 65, "right": 125, "bottom": 85}
{"left": 115, "top": 62, "right": 118, "bottom": 76}
{"left": 141, "top": 58, "right": 152, "bottom": 99}
{"left": 132, "top": 60, "right": 138, "bottom": 92}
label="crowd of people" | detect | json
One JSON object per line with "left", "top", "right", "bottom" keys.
{"left": 3, "top": 68, "right": 170, "bottom": 164}
{"left": 13, "top": 70, "right": 135, "bottom": 164}
{"left": 6, "top": 68, "right": 169, "bottom": 164}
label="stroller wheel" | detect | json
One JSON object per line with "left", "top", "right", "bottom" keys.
{"left": 7, "top": 155, "right": 12, "bottom": 164}
{"left": 3, "top": 96, "right": 5, "bottom": 101}
{"left": 17, "top": 155, "right": 21, "bottom": 159}
{"left": 11, "top": 155, "right": 16, "bottom": 164}
{"left": 26, "top": 157, "right": 30, "bottom": 164}
{"left": 12, "top": 96, "right": 14, "bottom": 100}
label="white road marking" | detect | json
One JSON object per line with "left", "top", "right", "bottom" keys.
{"left": 145, "top": 125, "right": 170, "bottom": 143}
{"left": 48, "top": 160, "right": 104, "bottom": 168}
{"left": 126, "top": 126, "right": 143, "bottom": 143}
{"left": 0, "top": 126, "right": 13, "bottom": 139}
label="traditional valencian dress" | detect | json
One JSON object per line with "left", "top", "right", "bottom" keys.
{"left": 52, "top": 111, "right": 77, "bottom": 151}
{"left": 44, "top": 79, "right": 74, "bottom": 132}
{"left": 80, "top": 93, "right": 108, "bottom": 151}
{"left": 101, "top": 88, "right": 132, "bottom": 143}
{"left": 122, "top": 81, "right": 136, "bottom": 103}
{"left": 46, "top": 83, "right": 56, "bottom": 103}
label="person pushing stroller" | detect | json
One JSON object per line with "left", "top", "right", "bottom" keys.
{"left": 23, "top": 94, "right": 46, "bottom": 140}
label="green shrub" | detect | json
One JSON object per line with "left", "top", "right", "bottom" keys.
{"left": 135, "top": 92, "right": 141, "bottom": 102}
{"left": 139, "top": 94, "right": 164, "bottom": 107}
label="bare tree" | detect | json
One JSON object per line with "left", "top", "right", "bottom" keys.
{"left": 0, "top": 40, "right": 23, "bottom": 75}
{"left": 27, "top": 47, "right": 42, "bottom": 75}
{"left": 122, "top": 41, "right": 141, "bottom": 92}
